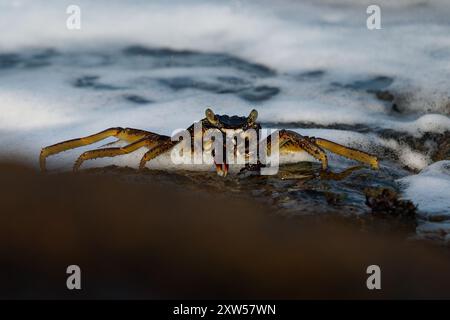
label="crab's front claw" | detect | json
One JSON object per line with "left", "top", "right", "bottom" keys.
{"left": 215, "top": 163, "right": 229, "bottom": 177}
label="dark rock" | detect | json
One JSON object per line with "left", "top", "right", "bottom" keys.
{"left": 216, "top": 76, "right": 251, "bottom": 86}
{"left": 159, "top": 77, "right": 221, "bottom": 92}
{"left": 331, "top": 76, "right": 395, "bottom": 105}
{"left": 123, "top": 94, "right": 153, "bottom": 105}
{"left": 237, "top": 85, "right": 280, "bottom": 102}
{"left": 0, "top": 53, "right": 20, "bottom": 69}
{"left": 375, "top": 90, "right": 395, "bottom": 102}
{"left": 123, "top": 45, "right": 275, "bottom": 77}
{"left": 0, "top": 49, "right": 58, "bottom": 69}
{"left": 349, "top": 76, "right": 394, "bottom": 91}
{"left": 74, "top": 75, "right": 124, "bottom": 90}
{"left": 378, "top": 129, "right": 450, "bottom": 164}
{"left": 159, "top": 77, "right": 279, "bottom": 102}
{"left": 365, "top": 187, "right": 416, "bottom": 219}
{"left": 295, "top": 70, "right": 326, "bottom": 80}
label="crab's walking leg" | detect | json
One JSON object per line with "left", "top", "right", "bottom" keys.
{"left": 139, "top": 140, "right": 178, "bottom": 170}
{"left": 312, "top": 138, "right": 379, "bottom": 169}
{"left": 274, "top": 130, "right": 379, "bottom": 170}
{"left": 277, "top": 130, "right": 329, "bottom": 170}
{"left": 73, "top": 136, "right": 164, "bottom": 172}
{"left": 40, "top": 127, "right": 153, "bottom": 172}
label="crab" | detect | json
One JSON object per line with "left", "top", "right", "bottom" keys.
{"left": 40, "top": 108, "right": 379, "bottom": 176}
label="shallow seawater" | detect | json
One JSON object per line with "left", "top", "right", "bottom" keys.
{"left": 0, "top": 0, "right": 449, "bottom": 243}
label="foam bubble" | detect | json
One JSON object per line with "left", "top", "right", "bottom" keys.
{"left": 397, "top": 161, "right": 450, "bottom": 217}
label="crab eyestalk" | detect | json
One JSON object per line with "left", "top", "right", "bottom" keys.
{"left": 205, "top": 108, "right": 219, "bottom": 126}
{"left": 247, "top": 109, "right": 258, "bottom": 124}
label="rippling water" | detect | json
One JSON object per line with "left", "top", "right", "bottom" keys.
{"left": 0, "top": 0, "right": 449, "bottom": 241}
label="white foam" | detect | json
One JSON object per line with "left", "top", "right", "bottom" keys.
{"left": 0, "top": 91, "right": 72, "bottom": 130}
{"left": 397, "top": 161, "right": 450, "bottom": 217}
{"left": 0, "top": 0, "right": 449, "bottom": 131}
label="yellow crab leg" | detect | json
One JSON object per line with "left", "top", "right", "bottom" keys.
{"left": 73, "top": 136, "right": 163, "bottom": 172}
{"left": 139, "top": 140, "right": 177, "bottom": 170}
{"left": 313, "top": 138, "right": 379, "bottom": 169}
{"left": 275, "top": 130, "right": 379, "bottom": 170}
{"left": 40, "top": 127, "right": 154, "bottom": 172}
{"left": 278, "top": 130, "right": 329, "bottom": 170}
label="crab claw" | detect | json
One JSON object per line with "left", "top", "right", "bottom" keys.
{"left": 214, "top": 162, "right": 229, "bottom": 177}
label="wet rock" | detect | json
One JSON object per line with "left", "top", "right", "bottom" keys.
{"left": 123, "top": 94, "right": 153, "bottom": 105}
{"left": 351, "top": 76, "right": 394, "bottom": 91}
{"left": 365, "top": 187, "right": 417, "bottom": 219}
{"left": 331, "top": 75, "right": 394, "bottom": 91}
{"left": 0, "top": 48, "right": 58, "bottom": 69}
{"left": 378, "top": 129, "right": 450, "bottom": 164}
{"left": 0, "top": 53, "right": 20, "bottom": 69}
{"left": 325, "top": 192, "right": 342, "bottom": 205}
{"left": 160, "top": 77, "right": 280, "bottom": 102}
{"left": 159, "top": 77, "right": 221, "bottom": 92}
{"left": 391, "top": 103, "right": 401, "bottom": 113}
{"left": 332, "top": 75, "right": 395, "bottom": 106}
{"left": 416, "top": 222, "right": 450, "bottom": 243}
{"left": 216, "top": 76, "right": 251, "bottom": 86}
{"left": 376, "top": 90, "right": 395, "bottom": 102}
{"left": 237, "top": 86, "right": 280, "bottom": 102}
{"left": 123, "top": 45, "right": 276, "bottom": 77}
{"left": 432, "top": 131, "right": 450, "bottom": 162}
{"left": 295, "top": 70, "right": 326, "bottom": 80}
{"left": 123, "top": 46, "right": 196, "bottom": 57}
{"left": 74, "top": 75, "right": 125, "bottom": 90}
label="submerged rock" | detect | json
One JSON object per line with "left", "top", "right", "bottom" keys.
{"left": 365, "top": 187, "right": 417, "bottom": 219}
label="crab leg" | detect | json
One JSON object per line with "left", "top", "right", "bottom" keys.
{"left": 275, "top": 130, "right": 378, "bottom": 170}
{"left": 277, "top": 130, "right": 329, "bottom": 170}
{"left": 40, "top": 127, "right": 161, "bottom": 172}
{"left": 139, "top": 140, "right": 178, "bottom": 170}
{"left": 313, "top": 137, "right": 379, "bottom": 169}
{"left": 73, "top": 135, "right": 168, "bottom": 172}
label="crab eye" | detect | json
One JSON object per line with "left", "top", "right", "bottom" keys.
{"left": 247, "top": 109, "right": 258, "bottom": 124}
{"left": 205, "top": 108, "right": 219, "bottom": 125}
